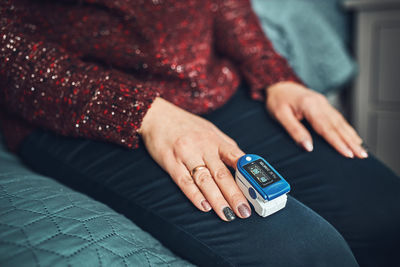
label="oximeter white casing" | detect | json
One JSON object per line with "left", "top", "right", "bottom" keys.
{"left": 235, "top": 154, "right": 290, "bottom": 217}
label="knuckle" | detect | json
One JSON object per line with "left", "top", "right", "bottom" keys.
{"left": 191, "top": 192, "right": 204, "bottom": 202}
{"left": 212, "top": 193, "right": 227, "bottom": 203}
{"left": 204, "top": 132, "right": 217, "bottom": 142}
{"left": 177, "top": 175, "right": 194, "bottom": 187}
{"left": 332, "top": 118, "right": 342, "bottom": 129}
{"left": 273, "top": 105, "right": 285, "bottom": 117}
{"left": 194, "top": 170, "right": 212, "bottom": 186}
{"left": 315, "top": 93, "right": 327, "bottom": 102}
{"left": 318, "top": 125, "right": 330, "bottom": 136}
{"left": 300, "top": 95, "right": 315, "bottom": 107}
{"left": 230, "top": 192, "right": 245, "bottom": 202}
{"left": 301, "top": 93, "right": 326, "bottom": 107}
{"left": 174, "top": 136, "right": 190, "bottom": 150}
{"left": 228, "top": 149, "right": 242, "bottom": 160}
{"left": 214, "top": 167, "right": 231, "bottom": 181}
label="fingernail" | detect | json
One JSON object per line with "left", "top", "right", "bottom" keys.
{"left": 223, "top": 207, "right": 236, "bottom": 221}
{"left": 237, "top": 204, "right": 251, "bottom": 218}
{"left": 360, "top": 150, "right": 368, "bottom": 158}
{"left": 302, "top": 140, "right": 313, "bottom": 152}
{"left": 201, "top": 200, "right": 212, "bottom": 211}
{"left": 346, "top": 149, "right": 354, "bottom": 158}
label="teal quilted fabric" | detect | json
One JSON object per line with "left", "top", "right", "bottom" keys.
{"left": 0, "top": 141, "right": 193, "bottom": 267}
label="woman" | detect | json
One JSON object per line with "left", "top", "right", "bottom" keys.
{"left": 1, "top": 0, "right": 399, "bottom": 266}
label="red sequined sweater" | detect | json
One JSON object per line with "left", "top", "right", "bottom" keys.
{"left": 0, "top": 0, "right": 301, "bottom": 151}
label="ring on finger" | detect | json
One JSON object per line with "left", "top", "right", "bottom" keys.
{"left": 190, "top": 165, "right": 208, "bottom": 177}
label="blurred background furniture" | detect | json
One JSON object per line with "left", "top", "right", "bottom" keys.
{"left": 344, "top": 0, "right": 400, "bottom": 175}
{"left": 251, "top": 0, "right": 357, "bottom": 129}
{"left": 252, "top": 0, "right": 356, "bottom": 95}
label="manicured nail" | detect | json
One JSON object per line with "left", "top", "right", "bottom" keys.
{"left": 302, "top": 140, "right": 313, "bottom": 152}
{"left": 223, "top": 207, "right": 236, "bottom": 221}
{"left": 360, "top": 150, "right": 368, "bottom": 158}
{"left": 201, "top": 200, "right": 212, "bottom": 211}
{"left": 345, "top": 149, "right": 354, "bottom": 158}
{"left": 237, "top": 204, "right": 251, "bottom": 218}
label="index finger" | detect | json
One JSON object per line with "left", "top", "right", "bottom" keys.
{"left": 218, "top": 142, "right": 245, "bottom": 169}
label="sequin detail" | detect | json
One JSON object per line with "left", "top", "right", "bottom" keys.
{"left": 0, "top": 0, "right": 302, "bottom": 151}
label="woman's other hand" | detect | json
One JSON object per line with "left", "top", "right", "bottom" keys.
{"left": 266, "top": 81, "right": 368, "bottom": 159}
{"left": 138, "top": 97, "right": 251, "bottom": 221}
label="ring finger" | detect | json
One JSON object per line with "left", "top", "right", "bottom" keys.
{"left": 163, "top": 154, "right": 211, "bottom": 212}
{"left": 183, "top": 157, "right": 236, "bottom": 222}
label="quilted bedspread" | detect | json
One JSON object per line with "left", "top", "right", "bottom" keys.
{"left": 0, "top": 139, "right": 192, "bottom": 267}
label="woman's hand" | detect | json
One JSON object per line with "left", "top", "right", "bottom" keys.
{"left": 266, "top": 81, "right": 368, "bottom": 159}
{"left": 138, "top": 97, "right": 251, "bottom": 221}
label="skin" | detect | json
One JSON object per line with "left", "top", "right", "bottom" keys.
{"left": 267, "top": 82, "right": 367, "bottom": 159}
{"left": 138, "top": 82, "right": 368, "bottom": 221}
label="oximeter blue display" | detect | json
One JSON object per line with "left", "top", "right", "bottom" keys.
{"left": 235, "top": 154, "right": 290, "bottom": 217}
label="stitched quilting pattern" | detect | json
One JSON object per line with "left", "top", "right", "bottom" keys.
{"left": 0, "top": 145, "right": 193, "bottom": 267}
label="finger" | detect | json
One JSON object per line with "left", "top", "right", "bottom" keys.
{"left": 339, "top": 128, "right": 368, "bottom": 158}
{"left": 324, "top": 108, "right": 367, "bottom": 158}
{"left": 304, "top": 106, "right": 355, "bottom": 158}
{"left": 183, "top": 156, "right": 236, "bottom": 222}
{"left": 333, "top": 119, "right": 368, "bottom": 159}
{"left": 219, "top": 142, "right": 245, "bottom": 169}
{"left": 209, "top": 124, "right": 238, "bottom": 146}
{"left": 324, "top": 129, "right": 354, "bottom": 158}
{"left": 314, "top": 122, "right": 354, "bottom": 158}
{"left": 326, "top": 106, "right": 364, "bottom": 146}
{"left": 342, "top": 119, "right": 363, "bottom": 145}
{"left": 274, "top": 105, "right": 313, "bottom": 152}
{"left": 163, "top": 154, "right": 211, "bottom": 212}
{"left": 204, "top": 154, "right": 251, "bottom": 219}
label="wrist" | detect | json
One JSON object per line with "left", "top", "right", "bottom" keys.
{"left": 265, "top": 81, "right": 307, "bottom": 97}
{"left": 266, "top": 81, "right": 298, "bottom": 92}
{"left": 138, "top": 96, "right": 163, "bottom": 136}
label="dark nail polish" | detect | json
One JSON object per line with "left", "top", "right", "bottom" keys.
{"left": 223, "top": 207, "right": 236, "bottom": 221}
{"left": 238, "top": 204, "right": 251, "bottom": 218}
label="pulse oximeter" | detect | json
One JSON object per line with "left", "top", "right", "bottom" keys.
{"left": 235, "top": 154, "right": 290, "bottom": 217}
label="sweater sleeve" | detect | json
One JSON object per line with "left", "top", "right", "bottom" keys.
{"left": 0, "top": 1, "right": 159, "bottom": 149}
{"left": 213, "top": 0, "right": 303, "bottom": 101}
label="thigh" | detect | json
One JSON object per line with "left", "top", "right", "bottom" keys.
{"left": 205, "top": 85, "right": 400, "bottom": 267}
{"left": 18, "top": 117, "right": 357, "bottom": 265}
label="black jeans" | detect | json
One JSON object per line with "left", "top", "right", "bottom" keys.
{"left": 18, "top": 84, "right": 400, "bottom": 267}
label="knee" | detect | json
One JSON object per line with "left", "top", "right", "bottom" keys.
{"left": 273, "top": 199, "right": 359, "bottom": 267}
{"left": 294, "top": 217, "right": 358, "bottom": 267}
{"left": 215, "top": 198, "right": 358, "bottom": 267}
